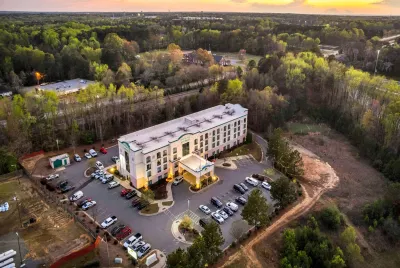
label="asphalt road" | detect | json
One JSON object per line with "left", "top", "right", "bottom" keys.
{"left": 54, "top": 145, "right": 273, "bottom": 254}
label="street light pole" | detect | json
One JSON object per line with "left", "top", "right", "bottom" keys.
{"left": 16, "top": 232, "right": 23, "bottom": 265}
{"left": 374, "top": 49, "right": 381, "bottom": 76}
{"left": 187, "top": 199, "right": 190, "bottom": 211}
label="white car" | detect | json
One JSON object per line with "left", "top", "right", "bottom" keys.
{"left": 245, "top": 177, "right": 259, "bottom": 186}
{"left": 199, "top": 205, "right": 211, "bottom": 215}
{"left": 69, "top": 190, "right": 84, "bottom": 201}
{"left": 108, "top": 181, "right": 120, "bottom": 189}
{"left": 84, "top": 153, "right": 92, "bottom": 159}
{"left": 82, "top": 201, "right": 96, "bottom": 210}
{"left": 132, "top": 240, "right": 146, "bottom": 251}
{"left": 216, "top": 209, "right": 229, "bottom": 219}
{"left": 111, "top": 156, "right": 119, "bottom": 163}
{"left": 137, "top": 243, "right": 151, "bottom": 259}
{"left": 89, "top": 149, "right": 98, "bottom": 157}
{"left": 211, "top": 212, "right": 224, "bottom": 224}
{"left": 74, "top": 154, "right": 82, "bottom": 162}
{"left": 173, "top": 176, "right": 184, "bottom": 185}
{"left": 261, "top": 182, "right": 271, "bottom": 190}
{"left": 123, "top": 233, "right": 142, "bottom": 249}
{"left": 101, "top": 174, "right": 114, "bottom": 184}
{"left": 46, "top": 174, "right": 59, "bottom": 181}
{"left": 226, "top": 202, "right": 239, "bottom": 212}
{"left": 95, "top": 161, "right": 104, "bottom": 170}
{"left": 101, "top": 216, "right": 117, "bottom": 228}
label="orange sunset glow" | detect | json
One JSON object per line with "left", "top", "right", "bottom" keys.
{"left": 1, "top": 0, "right": 399, "bottom": 15}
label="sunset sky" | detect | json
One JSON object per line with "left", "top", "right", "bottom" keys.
{"left": 1, "top": 0, "right": 399, "bottom": 15}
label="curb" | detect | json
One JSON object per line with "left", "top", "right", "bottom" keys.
{"left": 188, "top": 177, "right": 220, "bottom": 194}
{"left": 138, "top": 201, "right": 175, "bottom": 216}
{"left": 171, "top": 219, "right": 193, "bottom": 245}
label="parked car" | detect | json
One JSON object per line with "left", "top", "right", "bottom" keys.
{"left": 89, "top": 149, "right": 97, "bottom": 157}
{"left": 108, "top": 181, "right": 120, "bottom": 189}
{"left": 125, "top": 190, "right": 137, "bottom": 199}
{"left": 46, "top": 174, "right": 59, "bottom": 181}
{"left": 252, "top": 174, "right": 273, "bottom": 183}
{"left": 132, "top": 240, "right": 146, "bottom": 251}
{"left": 101, "top": 175, "right": 114, "bottom": 184}
{"left": 69, "top": 190, "right": 84, "bottom": 201}
{"left": 95, "top": 161, "right": 104, "bottom": 170}
{"left": 223, "top": 206, "right": 234, "bottom": 216}
{"left": 74, "top": 154, "right": 82, "bottom": 162}
{"left": 216, "top": 209, "right": 229, "bottom": 219}
{"left": 82, "top": 201, "right": 96, "bottom": 210}
{"left": 84, "top": 153, "right": 92, "bottom": 159}
{"left": 211, "top": 212, "right": 224, "bottom": 224}
{"left": 173, "top": 176, "right": 184, "bottom": 185}
{"left": 235, "top": 196, "right": 247, "bottom": 205}
{"left": 199, "top": 218, "right": 212, "bottom": 228}
{"left": 111, "top": 224, "right": 126, "bottom": 236}
{"left": 77, "top": 198, "right": 92, "bottom": 208}
{"left": 101, "top": 216, "right": 117, "bottom": 229}
{"left": 137, "top": 201, "right": 149, "bottom": 210}
{"left": 57, "top": 180, "right": 68, "bottom": 189}
{"left": 116, "top": 227, "right": 132, "bottom": 240}
{"left": 100, "top": 147, "right": 108, "bottom": 154}
{"left": 123, "top": 233, "right": 142, "bottom": 249}
{"left": 199, "top": 205, "right": 211, "bottom": 215}
{"left": 239, "top": 183, "right": 249, "bottom": 191}
{"left": 111, "top": 156, "right": 119, "bottom": 163}
{"left": 131, "top": 197, "right": 141, "bottom": 207}
{"left": 60, "top": 185, "right": 75, "bottom": 193}
{"left": 211, "top": 197, "right": 223, "bottom": 208}
{"left": 245, "top": 177, "right": 259, "bottom": 186}
{"left": 233, "top": 184, "right": 246, "bottom": 194}
{"left": 226, "top": 202, "right": 239, "bottom": 212}
{"left": 137, "top": 243, "right": 152, "bottom": 259}
{"left": 261, "top": 182, "right": 271, "bottom": 190}
{"left": 121, "top": 188, "right": 132, "bottom": 197}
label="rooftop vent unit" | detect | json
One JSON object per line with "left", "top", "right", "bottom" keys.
{"left": 226, "top": 109, "right": 235, "bottom": 116}
{"left": 150, "top": 136, "right": 159, "bottom": 142}
{"left": 178, "top": 127, "right": 188, "bottom": 132}
{"left": 204, "top": 118, "right": 212, "bottom": 123}
{"left": 195, "top": 123, "right": 201, "bottom": 127}
{"left": 164, "top": 131, "right": 175, "bottom": 137}
{"left": 213, "top": 114, "right": 223, "bottom": 119}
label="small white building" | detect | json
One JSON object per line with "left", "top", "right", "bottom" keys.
{"left": 118, "top": 104, "right": 248, "bottom": 189}
{"left": 49, "top": 153, "right": 70, "bottom": 169}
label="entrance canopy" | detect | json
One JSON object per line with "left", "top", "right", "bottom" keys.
{"left": 179, "top": 154, "right": 214, "bottom": 178}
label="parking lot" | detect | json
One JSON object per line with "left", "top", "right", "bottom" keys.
{"left": 49, "top": 147, "right": 274, "bottom": 254}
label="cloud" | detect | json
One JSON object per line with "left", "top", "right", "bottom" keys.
{"left": 372, "top": 0, "right": 400, "bottom": 6}
{"left": 230, "top": 0, "right": 248, "bottom": 3}
{"left": 251, "top": 0, "right": 307, "bottom": 8}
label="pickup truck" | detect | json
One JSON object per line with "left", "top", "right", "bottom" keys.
{"left": 123, "top": 233, "right": 143, "bottom": 249}
{"left": 101, "top": 216, "right": 117, "bottom": 229}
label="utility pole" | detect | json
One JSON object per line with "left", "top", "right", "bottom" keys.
{"left": 16, "top": 232, "right": 23, "bottom": 265}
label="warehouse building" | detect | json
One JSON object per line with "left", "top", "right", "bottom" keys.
{"left": 117, "top": 103, "right": 248, "bottom": 189}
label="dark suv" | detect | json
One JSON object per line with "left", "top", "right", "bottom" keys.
{"left": 211, "top": 197, "right": 223, "bottom": 208}
{"left": 199, "top": 218, "right": 212, "bottom": 228}
{"left": 233, "top": 184, "right": 246, "bottom": 194}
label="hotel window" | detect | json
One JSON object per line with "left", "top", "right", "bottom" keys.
{"left": 157, "top": 152, "right": 161, "bottom": 159}
{"left": 228, "top": 124, "right": 231, "bottom": 129}
{"left": 234, "top": 134, "right": 236, "bottom": 139}
{"left": 157, "top": 166, "right": 161, "bottom": 173}
{"left": 195, "top": 145, "right": 198, "bottom": 151}
{"left": 234, "top": 121, "right": 237, "bottom": 127}
{"left": 237, "top": 131, "right": 240, "bottom": 137}
{"left": 173, "top": 147, "right": 177, "bottom": 154}
{"left": 163, "top": 164, "right": 167, "bottom": 170}
{"left": 205, "top": 133, "right": 208, "bottom": 139}
{"left": 217, "top": 129, "right": 220, "bottom": 134}
{"left": 213, "top": 130, "right": 215, "bottom": 136}
{"left": 200, "top": 135, "right": 203, "bottom": 141}
{"left": 125, "top": 151, "right": 130, "bottom": 173}
{"left": 205, "top": 140, "right": 208, "bottom": 145}
{"left": 200, "top": 142, "right": 203, "bottom": 148}
{"left": 195, "top": 139, "right": 198, "bottom": 145}
{"left": 234, "top": 128, "right": 236, "bottom": 132}
{"left": 243, "top": 130, "right": 246, "bottom": 135}
{"left": 212, "top": 143, "right": 215, "bottom": 148}
{"left": 146, "top": 156, "right": 151, "bottom": 163}
{"left": 228, "top": 130, "right": 231, "bottom": 136}
{"left": 217, "top": 135, "right": 220, "bottom": 140}
{"left": 146, "top": 164, "right": 151, "bottom": 171}
{"left": 200, "top": 148, "right": 203, "bottom": 153}
{"left": 157, "top": 159, "right": 161, "bottom": 166}
{"left": 228, "top": 136, "right": 231, "bottom": 141}
{"left": 238, "top": 126, "right": 240, "bottom": 131}
{"left": 163, "top": 157, "right": 167, "bottom": 163}
{"left": 244, "top": 123, "right": 247, "bottom": 129}
{"left": 173, "top": 154, "right": 177, "bottom": 161}
{"left": 223, "top": 138, "right": 226, "bottom": 143}
{"left": 217, "top": 141, "right": 220, "bottom": 146}
{"left": 147, "top": 171, "right": 151, "bottom": 177}
{"left": 205, "top": 146, "right": 208, "bottom": 151}
{"left": 224, "top": 126, "right": 226, "bottom": 131}
{"left": 163, "top": 150, "right": 167, "bottom": 156}
{"left": 224, "top": 132, "right": 226, "bottom": 137}
{"left": 212, "top": 136, "right": 215, "bottom": 142}
{"left": 244, "top": 118, "right": 247, "bottom": 123}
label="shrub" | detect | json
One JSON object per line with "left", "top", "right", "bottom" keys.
{"left": 382, "top": 217, "right": 400, "bottom": 242}
{"left": 113, "top": 240, "right": 118, "bottom": 245}
{"left": 319, "top": 206, "right": 342, "bottom": 230}
{"left": 180, "top": 215, "right": 193, "bottom": 230}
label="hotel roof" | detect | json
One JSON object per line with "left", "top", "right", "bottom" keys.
{"left": 119, "top": 103, "right": 248, "bottom": 154}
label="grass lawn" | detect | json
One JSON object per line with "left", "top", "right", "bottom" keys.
{"left": 141, "top": 203, "right": 159, "bottom": 215}
{"left": 220, "top": 142, "right": 262, "bottom": 161}
{"left": 162, "top": 201, "right": 173, "bottom": 206}
{"left": 0, "top": 180, "right": 19, "bottom": 201}
{"left": 287, "top": 122, "right": 328, "bottom": 135}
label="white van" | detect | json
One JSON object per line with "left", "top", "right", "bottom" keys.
{"left": 89, "top": 149, "right": 98, "bottom": 157}
{"left": 70, "top": 191, "right": 84, "bottom": 201}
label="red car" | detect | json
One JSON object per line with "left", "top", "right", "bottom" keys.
{"left": 100, "top": 147, "right": 108, "bottom": 154}
{"left": 116, "top": 227, "right": 132, "bottom": 240}
{"left": 120, "top": 188, "right": 132, "bottom": 197}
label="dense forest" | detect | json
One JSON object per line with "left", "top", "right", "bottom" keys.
{"left": 1, "top": 12, "right": 400, "bottom": 93}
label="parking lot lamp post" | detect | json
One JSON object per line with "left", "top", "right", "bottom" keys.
{"left": 16, "top": 232, "right": 23, "bottom": 265}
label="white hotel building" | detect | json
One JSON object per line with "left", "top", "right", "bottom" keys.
{"left": 117, "top": 103, "right": 248, "bottom": 189}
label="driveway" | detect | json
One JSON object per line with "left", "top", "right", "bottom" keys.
{"left": 58, "top": 149, "right": 273, "bottom": 254}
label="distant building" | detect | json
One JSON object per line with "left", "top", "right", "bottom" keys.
{"left": 183, "top": 51, "right": 230, "bottom": 66}
{"left": 49, "top": 153, "right": 70, "bottom": 169}
{"left": 213, "top": 55, "right": 230, "bottom": 66}
{"left": 23, "top": 79, "right": 94, "bottom": 95}
{"left": 0, "top": 91, "right": 12, "bottom": 97}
